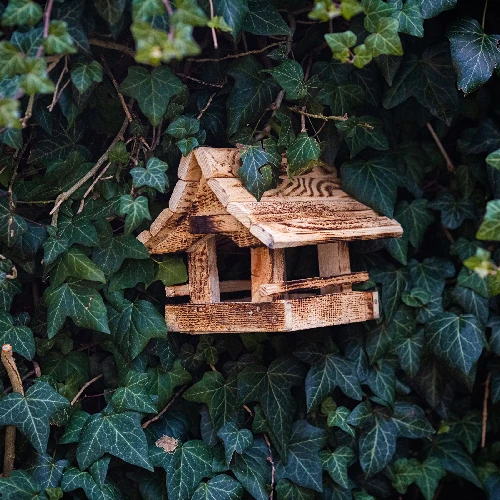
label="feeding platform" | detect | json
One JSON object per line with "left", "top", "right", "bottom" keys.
{"left": 138, "top": 148, "right": 403, "bottom": 334}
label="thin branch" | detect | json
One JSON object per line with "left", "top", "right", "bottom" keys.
{"left": 426, "top": 122, "right": 455, "bottom": 173}
{"left": 482, "top": 0, "right": 489, "bottom": 29}
{"left": 71, "top": 374, "right": 103, "bottom": 406}
{"left": 2, "top": 345, "right": 24, "bottom": 478}
{"left": 101, "top": 57, "right": 133, "bottom": 123}
{"left": 197, "top": 93, "right": 216, "bottom": 120}
{"left": 175, "top": 72, "right": 224, "bottom": 88}
{"left": 187, "top": 42, "right": 286, "bottom": 62}
{"left": 50, "top": 115, "right": 129, "bottom": 225}
{"left": 47, "top": 56, "right": 69, "bottom": 112}
{"left": 289, "top": 106, "right": 347, "bottom": 123}
{"left": 163, "top": 0, "right": 173, "bottom": 16}
{"left": 264, "top": 434, "right": 275, "bottom": 500}
{"left": 208, "top": 0, "right": 219, "bottom": 49}
{"left": 89, "top": 38, "right": 136, "bottom": 58}
{"left": 482, "top": 372, "right": 492, "bottom": 448}
{"left": 22, "top": 95, "right": 35, "bottom": 128}
{"left": 77, "top": 161, "right": 112, "bottom": 213}
{"left": 36, "top": 0, "right": 55, "bottom": 58}
{"left": 142, "top": 384, "right": 189, "bottom": 429}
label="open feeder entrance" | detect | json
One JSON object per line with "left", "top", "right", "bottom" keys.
{"left": 139, "top": 147, "right": 403, "bottom": 334}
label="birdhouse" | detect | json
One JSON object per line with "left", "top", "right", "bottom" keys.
{"left": 138, "top": 148, "right": 403, "bottom": 334}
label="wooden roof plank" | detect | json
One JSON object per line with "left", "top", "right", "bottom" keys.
{"left": 194, "top": 147, "right": 241, "bottom": 178}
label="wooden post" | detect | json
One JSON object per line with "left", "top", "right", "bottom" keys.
{"left": 317, "top": 242, "right": 351, "bottom": 294}
{"left": 251, "top": 247, "right": 286, "bottom": 302}
{"left": 188, "top": 235, "right": 220, "bottom": 303}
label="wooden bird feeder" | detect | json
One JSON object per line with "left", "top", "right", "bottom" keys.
{"left": 138, "top": 148, "right": 403, "bottom": 334}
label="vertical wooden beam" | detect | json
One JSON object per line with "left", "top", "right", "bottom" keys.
{"left": 251, "top": 247, "right": 286, "bottom": 302}
{"left": 317, "top": 242, "right": 351, "bottom": 294}
{"left": 188, "top": 235, "right": 220, "bottom": 303}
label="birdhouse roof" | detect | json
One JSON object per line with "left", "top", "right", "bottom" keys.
{"left": 138, "top": 148, "right": 403, "bottom": 253}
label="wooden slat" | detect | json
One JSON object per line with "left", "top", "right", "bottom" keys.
{"left": 147, "top": 215, "right": 203, "bottom": 254}
{"left": 318, "top": 242, "right": 351, "bottom": 294}
{"left": 259, "top": 272, "right": 369, "bottom": 297}
{"left": 165, "top": 291, "right": 378, "bottom": 333}
{"left": 189, "top": 214, "right": 245, "bottom": 234}
{"left": 251, "top": 247, "right": 286, "bottom": 302}
{"left": 166, "top": 280, "right": 251, "bottom": 297}
{"left": 227, "top": 231, "right": 262, "bottom": 248}
{"left": 169, "top": 180, "right": 199, "bottom": 213}
{"left": 188, "top": 235, "right": 220, "bottom": 303}
{"left": 194, "top": 148, "right": 241, "bottom": 178}
{"left": 178, "top": 152, "right": 202, "bottom": 181}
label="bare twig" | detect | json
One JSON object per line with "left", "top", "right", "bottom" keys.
{"left": 77, "top": 161, "right": 112, "bottom": 213}
{"left": 71, "top": 374, "right": 103, "bottom": 406}
{"left": 264, "top": 434, "right": 275, "bottom": 499}
{"left": 426, "top": 122, "right": 455, "bottom": 173}
{"left": 101, "top": 57, "right": 133, "bottom": 123}
{"left": 175, "top": 72, "right": 224, "bottom": 88}
{"left": 50, "top": 115, "right": 129, "bottom": 225}
{"left": 1, "top": 345, "right": 24, "bottom": 478}
{"left": 289, "top": 106, "right": 347, "bottom": 123}
{"left": 47, "top": 56, "right": 69, "bottom": 112}
{"left": 482, "top": 372, "right": 492, "bottom": 448}
{"left": 197, "top": 93, "right": 216, "bottom": 120}
{"left": 188, "top": 42, "right": 285, "bottom": 62}
{"left": 22, "top": 95, "right": 35, "bottom": 128}
{"left": 89, "top": 38, "right": 136, "bottom": 58}
{"left": 36, "top": 0, "right": 55, "bottom": 58}
{"left": 142, "top": 384, "right": 189, "bottom": 429}
{"left": 208, "top": 0, "right": 219, "bottom": 49}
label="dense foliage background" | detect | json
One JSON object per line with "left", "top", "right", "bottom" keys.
{"left": 1, "top": 0, "right": 500, "bottom": 498}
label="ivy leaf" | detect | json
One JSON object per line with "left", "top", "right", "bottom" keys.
{"left": 320, "top": 445, "right": 355, "bottom": 489}
{"left": 0, "top": 470, "right": 43, "bottom": 500}
{"left": 119, "top": 195, "right": 151, "bottom": 235}
{"left": 130, "top": 157, "right": 169, "bottom": 192}
{"left": 61, "top": 466, "right": 116, "bottom": 500}
{"left": 327, "top": 406, "right": 355, "bottom": 436}
{"left": 341, "top": 156, "right": 398, "bottom": 217}
{"left": 393, "top": 0, "right": 424, "bottom": 37}
{"left": 275, "top": 479, "right": 314, "bottom": 500}
{"left": 44, "top": 280, "right": 110, "bottom": 339}
{"left": 452, "top": 285, "right": 489, "bottom": 325}
{"left": 286, "top": 133, "right": 321, "bottom": 177}
{"left": 29, "top": 452, "right": 68, "bottom": 490}
{"left": 239, "top": 144, "right": 273, "bottom": 201}
{"left": 449, "top": 411, "right": 482, "bottom": 454}
{"left": 392, "top": 402, "right": 435, "bottom": 438}
{"left": 192, "top": 474, "right": 244, "bottom": 500}
{"left": 447, "top": 19, "right": 500, "bottom": 94}
{"left": 336, "top": 116, "right": 389, "bottom": 157}
{"left": 107, "top": 298, "right": 168, "bottom": 361}
{"left": 120, "top": 66, "right": 183, "bottom": 126}
{"left": 390, "top": 458, "right": 421, "bottom": 495}
{"left": 111, "top": 370, "right": 157, "bottom": 413}
{"left": 1, "top": 0, "right": 43, "bottom": 27}
{"left": 317, "top": 83, "right": 365, "bottom": 115}
{"left": 226, "top": 56, "right": 279, "bottom": 136}
{"left": 365, "top": 17, "right": 404, "bottom": 57}
{"left": 184, "top": 371, "right": 238, "bottom": 429}
{"left": 415, "top": 457, "right": 446, "bottom": 500}
{"left": 160, "top": 440, "right": 212, "bottom": 499}
{"left": 429, "top": 192, "right": 475, "bottom": 229}
{"left": 359, "top": 414, "right": 397, "bottom": 476}
{"left": 294, "top": 343, "right": 362, "bottom": 411}
{"left": 425, "top": 312, "right": 485, "bottom": 375}
{"left": 94, "top": 0, "right": 126, "bottom": 25}
{"left": 0, "top": 310, "right": 35, "bottom": 359}
{"left": 267, "top": 60, "right": 307, "bottom": 100}
{"left": 149, "top": 359, "right": 192, "bottom": 408}
{"left": 52, "top": 248, "right": 106, "bottom": 288}
{"left": 325, "top": 31, "right": 357, "bottom": 62}
{"left": 0, "top": 381, "right": 68, "bottom": 453}
{"left": 417, "top": 0, "right": 456, "bottom": 18}
{"left": 108, "top": 259, "right": 155, "bottom": 293}
{"left": 238, "top": 358, "right": 305, "bottom": 460}
{"left": 276, "top": 420, "right": 326, "bottom": 492}
{"left": 217, "top": 421, "right": 254, "bottom": 466}
{"left": 365, "top": 361, "right": 396, "bottom": 403}
{"left": 156, "top": 255, "right": 188, "bottom": 285}
{"left": 477, "top": 200, "right": 500, "bottom": 240}
{"left": 71, "top": 60, "right": 103, "bottom": 93}
{"left": 395, "top": 199, "right": 434, "bottom": 248}
{"left": 363, "top": 0, "right": 395, "bottom": 33}
{"left": 231, "top": 442, "right": 270, "bottom": 500}
{"left": 391, "top": 310, "right": 423, "bottom": 377}
{"left": 244, "top": 0, "right": 291, "bottom": 36}
{"left": 77, "top": 410, "right": 152, "bottom": 470}
{"left": 43, "top": 21, "right": 76, "bottom": 55}
{"left": 371, "top": 265, "right": 409, "bottom": 320}
{"left": 167, "top": 115, "right": 200, "bottom": 139}
{"left": 212, "top": 0, "right": 248, "bottom": 36}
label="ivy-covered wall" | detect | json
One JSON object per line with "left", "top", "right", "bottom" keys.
{"left": 1, "top": 0, "right": 500, "bottom": 498}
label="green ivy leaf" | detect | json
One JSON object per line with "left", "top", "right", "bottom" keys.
{"left": 0, "top": 381, "right": 68, "bottom": 453}
{"left": 425, "top": 312, "right": 485, "bottom": 375}
{"left": 317, "top": 83, "right": 365, "bottom": 115}
{"left": 415, "top": 457, "right": 446, "bottom": 500}
{"left": 0, "top": 310, "right": 35, "bottom": 359}
{"left": 447, "top": 19, "right": 500, "bottom": 94}
{"left": 43, "top": 21, "right": 77, "bottom": 55}
{"left": 320, "top": 445, "right": 355, "bottom": 489}
{"left": 149, "top": 359, "right": 192, "bottom": 408}
{"left": 477, "top": 200, "right": 500, "bottom": 240}
{"left": 392, "top": 402, "right": 435, "bottom": 438}
{"left": 365, "top": 17, "right": 403, "bottom": 57}
{"left": 217, "top": 421, "right": 254, "bottom": 466}
{"left": 393, "top": 0, "right": 424, "bottom": 37}
{"left": 371, "top": 265, "right": 409, "bottom": 320}
{"left": 449, "top": 410, "right": 481, "bottom": 454}
{"left": 71, "top": 60, "right": 103, "bottom": 93}
{"left": 120, "top": 66, "right": 183, "bottom": 125}
{"left": 336, "top": 116, "right": 389, "bottom": 157}
{"left": 0, "top": 98, "right": 20, "bottom": 129}
{"left": 52, "top": 248, "right": 106, "bottom": 288}
{"left": 44, "top": 280, "right": 110, "bottom": 338}
{"left": 77, "top": 410, "right": 153, "bottom": 470}
{"left": 212, "top": 0, "right": 248, "bottom": 36}
{"left": 1, "top": 0, "right": 43, "bottom": 27}
{"left": 363, "top": 0, "right": 395, "bottom": 33}
{"left": 93, "top": 0, "right": 126, "bottom": 25}
{"left": 391, "top": 310, "right": 423, "bottom": 376}
{"left": 276, "top": 420, "right": 326, "bottom": 491}
{"left": 267, "top": 60, "right": 307, "bottom": 100}
{"left": 417, "top": 0, "right": 456, "bottom": 18}
{"left": 244, "top": 0, "right": 291, "bottom": 36}
{"left": 429, "top": 192, "right": 475, "bottom": 229}
{"left": 192, "top": 474, "right": 244, "bottom": 500}
{"left": 0, "top": 42, "right": 26, "bottom": 78}
{"left": 275, "top": 479, "right": 314, "bottom": 500}
{"left": 167, "top": 115, "right": 200, "bottom": 139}
{"left": 108, "top": 298, "right": 168, "bottom": 360}
{"left": 130, "top": 157, "right": 169, "bottom": 192}
{"left": 286, "top": 132, "right": 321, "bottom": 176}
{"left": 325, "top": 31, "right": 357, "bottom": 63}
{"left": 395, "top": 199, "right": 434, "bottom": 248}
{"left": 111, "top": 370, "right": 156, "bottom": 413}
{"left": 239, "top": 144, "right": 273, "bottom": 201}
{"left": 20, "top": 58, "right": 55, "bottom": 94}
{"left": 327, "top": 406, "right": 355, "bottom": 436}
{"left": 61, "top": 466, "right": 116, "bottom": 500}
{"left": 389, "top": 458, "right": 421, "bottom": 494}
{"left": 108, "top": 259, "right": 155, "bottom": 293}
{"left": 0, "top": 470, "right": 43, "bottom": 500}
{"left": 156, "top": 255, "right": 188, "bottom": 285}
{"left": 341, "top": 156, "right": 398, "bottom": 217}
{"left": 119, "top": 195, "right": 151, "bottom": 235}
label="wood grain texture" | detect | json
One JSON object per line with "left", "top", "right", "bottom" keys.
{"left": 227, "top": 231, "right": 262, "bottom": 248}
{"left": 188, "top": 235, "right": 220, "bottom": 303}
{"left": 150, "top": 208, "right": 175, "bottom": 236}
{"left": 259, "top": 271, "right": 368, "bottom": 296}
{"left": 147, "top": 215, "right": 203, "bottom": 254}
{"left": 169, "top": 180, "right": 199, "bottom": 213}
{"left": 251, "top": 247, "right": 286, "bottom": 302}
{"left": 189, "top": 214, "right": 245, "bottom": 234}
{"left": 166, "top": 280, "right": 251, "bottom": 297}
{"left": 318, "top": 242, "right": 351, "bottom": 294}
{"left": 165, "top": 291, "right": 378, "bottom": 333}
{"left": 178, "top": 151, "right": 202, "bottom": 181}
{"left": 194, "top": 147, "right": 241, "bottom": 178}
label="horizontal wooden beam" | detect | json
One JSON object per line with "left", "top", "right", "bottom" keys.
{"left": 189, "top": 214, "right": 244, "bottom": 234}
{"left": 259, "top": 272, "right": 369, "bottom": 297}
{"left": 166, "top": 280, "right": 251, "bottom": 298}
{"left": 165, "top": 291, "right": 379, "bottom": 333}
